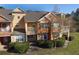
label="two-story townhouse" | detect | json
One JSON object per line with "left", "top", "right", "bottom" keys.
{"left": 0, "top": 8, "right": 64, "bottom": 44}
{"left": 37, "top": 12, "right": 61, "bottom": 40}
{"left": 10, "top": 8, "right": 63, "bottom": 42}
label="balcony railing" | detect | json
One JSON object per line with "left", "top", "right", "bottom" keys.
{"left": 0, "top": 26, "right": 10, "bottom": 32}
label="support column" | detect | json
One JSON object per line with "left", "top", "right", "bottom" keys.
{"left": 25, "top": 23, "right": 28, "bottom": 41}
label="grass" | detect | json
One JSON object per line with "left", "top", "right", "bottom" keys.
{"left": 0, "top": 32, "right": 79, "bottom": 55}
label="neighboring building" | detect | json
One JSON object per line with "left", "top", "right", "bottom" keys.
{"left": 0, "top": 8, "right": 69, "bottom": 45}
{"left": 0, "top": 9, "right": 12, "bottom": 45}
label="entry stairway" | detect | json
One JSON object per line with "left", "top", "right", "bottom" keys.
{"left": 0, "top": 43, "right": 7, "bottom": 51}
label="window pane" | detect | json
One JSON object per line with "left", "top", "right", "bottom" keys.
{"left": 40, "top": 23, "right": 48, "bottom": 28}
{"left": 52, "top": 23, "right": 59, "bottom": 28}
{"left": 16, "top": 35, "right": 25, "bottom": 42}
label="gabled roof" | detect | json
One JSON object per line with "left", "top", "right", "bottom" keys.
{"left": 12, "top": 8, "right": 24, "bottom": 13}
{"left": 24, "top": 11, "right": 48, "bottom": 22}
{"left": 0, "top": 8, "right": 60, "bottom": 22}
{"left": 0, "top": 9, "right": 12, "bottom": 22}
{"left": 0, "top": 15, "right": 11, "bottom": 22}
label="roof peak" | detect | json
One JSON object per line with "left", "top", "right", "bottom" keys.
{"left": 12, "top": 8, "right": 24, "bottom": 13}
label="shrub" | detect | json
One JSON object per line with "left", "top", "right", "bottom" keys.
{"left": 36, "top": 40, "right": 54, "bottom": 48}
{"left": 8, "top": 42, "right": 29, "bottom": 54}
{"left": 54, "top": 38, "right": 65, "bottom": 47}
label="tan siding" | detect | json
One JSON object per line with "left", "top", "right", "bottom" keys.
{"left": 11, "top": 13, "right": 26, "bottom": 32}
{"left": 11, "top": 36, "right": 17, "bottom": 42}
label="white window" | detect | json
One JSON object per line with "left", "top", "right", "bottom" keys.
{"left": 51, "top": 22, "right": 60, "bottom": 28}
{"left": 40, "top": 23, "right": 49, "bottom": 29}
{"left": 16, "top": 35, "right": 25, "bottom": 42}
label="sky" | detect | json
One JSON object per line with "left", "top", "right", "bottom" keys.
{"left": 0, "top": 4, "right": 79, "bottom": 13}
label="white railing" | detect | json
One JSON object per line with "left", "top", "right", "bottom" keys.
{"left": 0, "top": 26, "right": 10, "bottom": 32}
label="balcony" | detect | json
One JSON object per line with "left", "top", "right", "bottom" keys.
{"left": 0, "top": 23, "right": 11, "bottom": 32}
{"left": 0, "top": 26, "right": 10, "bottom": 32}
{"left": 0, "top": 26, "right": 11, "bottom": 37}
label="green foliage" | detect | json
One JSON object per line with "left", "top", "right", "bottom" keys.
{"left": 54, "top": 38, "right": 65, "bottom": 47}
{"left": 36, "top": 40, "right": 54, "bottom": 48}
{"left": 0, "top": 7, "right": 5, "bottom": 9}
{"left": 36, "top": 38, "right": 65, "bottom": 48}
{"left": 72, "top": 8, "right": 79, "bottom": 31}
{"left": 8, "top": 42, "right": 29, "bottom": 54}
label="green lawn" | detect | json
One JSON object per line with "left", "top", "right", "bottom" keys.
{"left": 0, "top": 32, "right": 79, "bottom": 55}
{"left": 27, "top": 32, "right": 79, "bottom": 55}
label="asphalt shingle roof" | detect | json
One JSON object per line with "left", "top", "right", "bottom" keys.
{"left": 24, "top": 11, "right": 48, "bottom": 22}
{"left": 0, "top": 9, "right": 13, "bottom": 22}
{"left": 0, "top": 8, "right": 48, "bottom": 22}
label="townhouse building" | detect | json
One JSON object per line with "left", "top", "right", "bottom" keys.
{"left": 0, "top": 8, "right": 69, "bottom": 46}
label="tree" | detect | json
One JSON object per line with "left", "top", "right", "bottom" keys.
{"left": 72, "top": 8, "right": 79, "bottom": 32}
{"left": 0, "top": 7, "right": 5, "bottom": 9}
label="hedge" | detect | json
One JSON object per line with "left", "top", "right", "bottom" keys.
{"left": 8, "top": 42, "right": 29, "bottom": 54}
{"left": 36, "top": 38, "right": 65, "bottom": 48}
{"left": 36, "top": 40, "right": 54, "bottom": 48}
{"left": 54, "top": 38, "right": 65, "bottom": 47}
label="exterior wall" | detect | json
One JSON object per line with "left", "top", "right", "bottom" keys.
{"left": 37, "top": 17, "right": 49, "bottom": 34}
{"left": 16, "top": 18, "right": 25, "bottom": 29}
{"left": 10, "top": 12, "right": 63, "bottom": 42}
{"left": 27, "top": 22, "right": 36, "bottom": 35}
{"left": 11, "top": 11, "right": 26, "bottom": 42}
{"left": 11, "top": 36, "right": 17, "bottom": 42}
{"left": 11, "top": 13, "right": 26, "bottom": 32}
{"left": 37, "top": 13, "right": 62, "bottom": 40}
{"left": 0, "top": 32, "right": 11, "bottom": 37}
